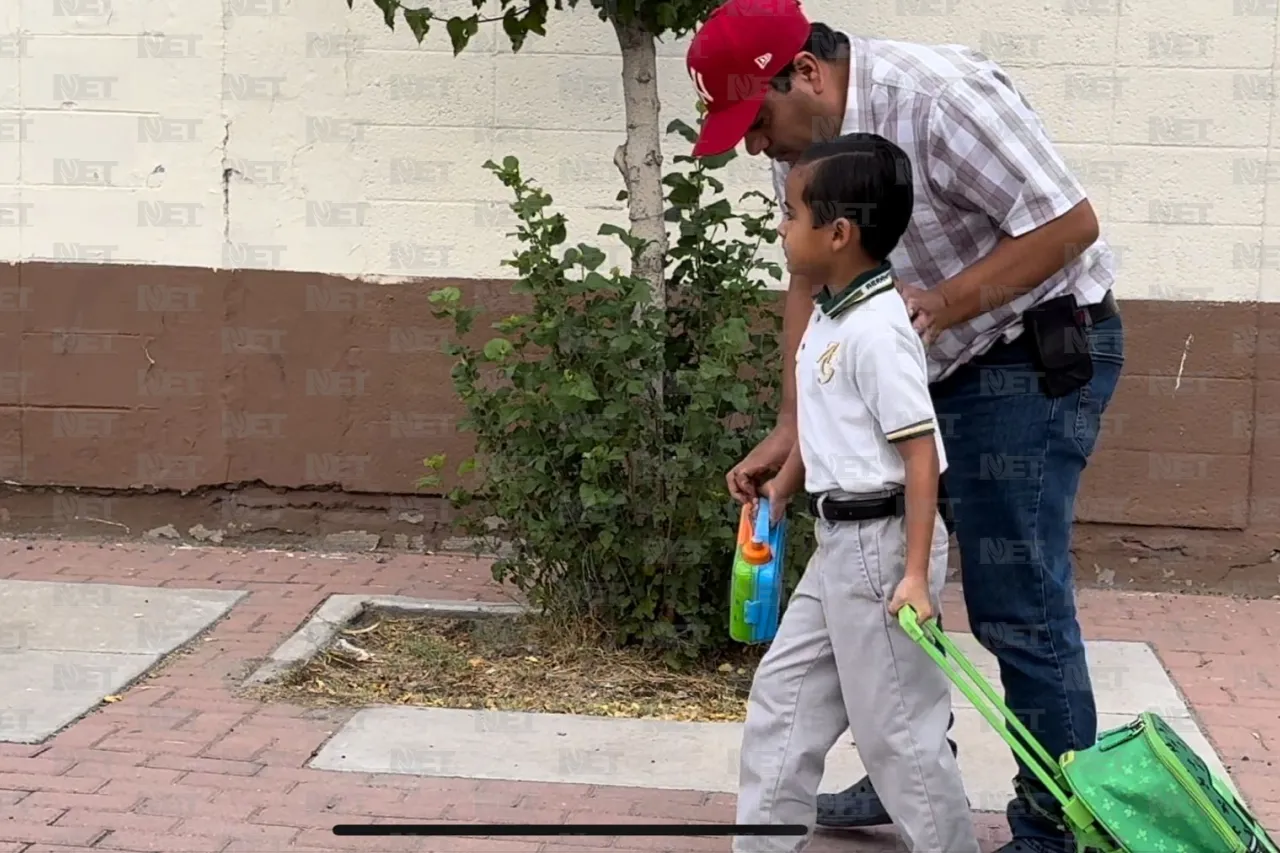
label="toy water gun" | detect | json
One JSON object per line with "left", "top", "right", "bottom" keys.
{"left": 729, "top": 497, "right": 787, "bottom": 644}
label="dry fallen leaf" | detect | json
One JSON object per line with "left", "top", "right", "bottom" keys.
{"left": 103, "top": 695, "right": 122, "bottom": 703}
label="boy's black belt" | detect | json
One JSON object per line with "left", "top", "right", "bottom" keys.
{"left": 807, "top": 478, "right": 957, "bottom": 535}
{"left": 808, "top": 491, "right": 904, "bottom": 522}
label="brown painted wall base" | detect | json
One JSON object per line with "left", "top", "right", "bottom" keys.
{"left": 1, "top": 262, "right": 1278, "bottom": 596}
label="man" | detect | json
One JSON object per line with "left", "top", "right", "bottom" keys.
{"left": 684, "top": 3, "right": 1126, "bottom": 853}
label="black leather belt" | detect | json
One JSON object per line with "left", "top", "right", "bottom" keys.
{"left": 808, "top": 491, "right": 905, "bottom": 522}
{"left": 1074, "top": 290, "right": 1118, "bottom": 327}
{"left": 808, "top": 478, "right": 957, "bottom": 535}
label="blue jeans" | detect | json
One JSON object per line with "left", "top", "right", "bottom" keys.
{"left": 930, "top": 313, "right": 1124, "bottom": 851}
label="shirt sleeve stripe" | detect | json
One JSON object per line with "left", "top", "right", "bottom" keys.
{"left": 885, "top": 419, "right": 936, "bottom": 442}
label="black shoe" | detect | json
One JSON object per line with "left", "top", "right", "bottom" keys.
{"left": 815, "top": 737, "right": 962, "bottom": 830}
{"left": 815, "top": 776, "right": 892, "bottom": 828}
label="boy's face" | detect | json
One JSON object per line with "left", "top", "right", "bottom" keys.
{"left": 779, "top": 164, "right": 851, "bottom": 283}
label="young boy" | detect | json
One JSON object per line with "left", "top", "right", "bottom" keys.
{"left": 734, "top": 133, "right": 979, "bottom": 853}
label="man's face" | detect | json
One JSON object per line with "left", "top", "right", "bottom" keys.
{"left": 740, "top": 53, "right": 838, "bottom": 164}
{"left": 743, "top": 85, "right": 819, "bottom": 164}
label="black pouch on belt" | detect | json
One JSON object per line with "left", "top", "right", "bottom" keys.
{"left": 1023, "top": 293, "right": 1093, "bottom": 399}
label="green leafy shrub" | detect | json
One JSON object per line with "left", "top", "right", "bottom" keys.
{"left": 423, "top": 119, "right": 813, "bottom": 665}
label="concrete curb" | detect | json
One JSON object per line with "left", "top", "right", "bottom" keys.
{"left": 242, "top": 595, "right": 528, "bottom": 685}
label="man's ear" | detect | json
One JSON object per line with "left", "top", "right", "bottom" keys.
{"left": 790, "top": 52, "right": 824, "bottom": 93}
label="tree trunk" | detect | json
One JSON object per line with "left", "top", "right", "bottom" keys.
{"left": 612, "top": 16, "right": 670, "bottom": 563}
{"left": 610, "top": 16, "right": 667, "bottom": 308}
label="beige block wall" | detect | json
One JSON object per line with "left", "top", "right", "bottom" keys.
{"left": 0, "top": 0, "right": 1274, "bottom": 305}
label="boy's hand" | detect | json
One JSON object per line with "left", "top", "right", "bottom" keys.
{"left": 756, "top": 478, "right": 792, "bottom": 526}
{"left": 727, "top": 427, "right": 794, "bottom": 504}
{"left": 888, "top": 574, "right": 934, "bottom": 624}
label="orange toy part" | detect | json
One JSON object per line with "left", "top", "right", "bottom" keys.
{"left": 737, "top": 503, "right": 772, "bottom": 565}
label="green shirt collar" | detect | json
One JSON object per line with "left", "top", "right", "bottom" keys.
{"left": 814, "top": 261, "right": 895, "bottom": 318}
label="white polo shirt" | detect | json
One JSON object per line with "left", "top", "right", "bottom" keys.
{"left": 797, "top": 262, "right": 949, "bottom": 496}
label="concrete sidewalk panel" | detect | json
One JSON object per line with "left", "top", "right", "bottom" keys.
{"left": 0, "top": 579, "right": 245, "bottom": 654}
{"left": 0, "top": 579, "right": 246, "bottom": 743}
{"left": 0, "top": 649, "right": 155, "bottom": 743}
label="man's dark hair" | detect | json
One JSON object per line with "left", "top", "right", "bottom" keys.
{"left": 793, "top": 133, "right": 913, "bottom": 262}
{"left": 770, "top": 23, "right": 850, "bottom": 93}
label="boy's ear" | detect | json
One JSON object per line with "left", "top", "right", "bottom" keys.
{"left": 830, "top": 217, "right": 856, "bottom": 252}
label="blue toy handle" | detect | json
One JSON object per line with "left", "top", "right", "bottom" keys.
{"left": 753, "top": 497, "right": 772, "bottom": 544}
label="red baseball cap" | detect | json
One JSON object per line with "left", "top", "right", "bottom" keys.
{"left": 685, "top": 0, "right": 812, "bottom": 157}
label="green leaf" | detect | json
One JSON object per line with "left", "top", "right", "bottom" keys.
{"left": 446, "top": 15, "right": 479, "bottom": 54}
{"left": 403, "top": 7, "right": 432, "bottom": 42}
{"left": 665, "top": 177, "right": 699, "bottom": 206}
{"left": 705, "top": 199, "right": 732, "bottom": 218}
{"left": 371, "top": 0, "right": 397, "bottom": 29}
{"left": 428, "top": 285, "right": 461, "bottom": 304}
{"left": 564, "top": 371, "right": 599, "bottom": 400}
{"left": 523, "top": 1, "right": 549, "bottom": 36}
{"left": 665, "top": 118, "right": 698, "bottom": 144}
{"left": 578, "top": 245, "right": 607, "bottom": 270}
{"left": 502, "top": 7, "right": 526, "bottom": 48}
{"left": 482, "top": 338, "right": 513, "bottom": 361}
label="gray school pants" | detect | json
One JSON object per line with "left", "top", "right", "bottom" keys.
{"left": 734, "top": 507, "right": 979, "bottom": 853}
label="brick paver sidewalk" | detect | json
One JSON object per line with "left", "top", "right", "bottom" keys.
{"left": 0, "top": 536, "right": 1276, "bottom": 852}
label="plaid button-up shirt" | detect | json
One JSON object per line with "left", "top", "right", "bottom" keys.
{"left": 772, "top": 33, "right": 1116, "bottom": 383}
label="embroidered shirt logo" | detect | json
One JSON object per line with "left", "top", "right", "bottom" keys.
{"left": 816, "top": 341, "right": 839, "bottom": 385}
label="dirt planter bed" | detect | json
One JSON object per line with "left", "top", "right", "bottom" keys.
{"left": 243, "top": 595, "right": 765, "bottom": 723}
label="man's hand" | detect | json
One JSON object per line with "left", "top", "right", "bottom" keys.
{"left": 727, "top": 426, "right": 795, "bottom": 504}
{"left": 899, "top": 284, "right": 954, "bottom": 346}
{"left": 888, "top": 574, "right": 935, "bottom": 623}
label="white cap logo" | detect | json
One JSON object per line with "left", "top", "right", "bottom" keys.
{"left": 690, "top": 68, "right": 714, "bottom": 104}
{"left": 754, "top": 52, "right": 772, "bottom": 69}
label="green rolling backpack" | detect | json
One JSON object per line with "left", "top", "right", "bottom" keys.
{"left": 898, "top": 606, "right": 1280, "bottom": 853}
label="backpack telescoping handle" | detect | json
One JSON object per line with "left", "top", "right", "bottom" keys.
{"left": 896, "top": 605, "right": 1077, "bottom": 814}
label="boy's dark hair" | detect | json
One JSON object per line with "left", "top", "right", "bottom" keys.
{"left": 793, "top": 133, "right": 913, "bottom": 262}
{"left": 770, "top": 23, "right": 850, "bottom": 93}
